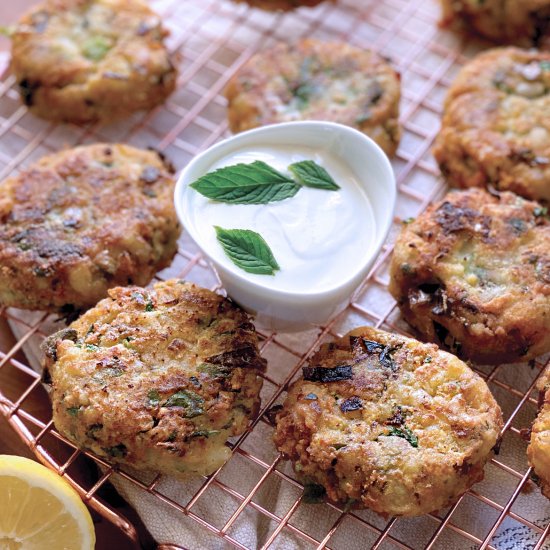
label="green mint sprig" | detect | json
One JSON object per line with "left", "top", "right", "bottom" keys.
{"left": 215, "top": 226, "right": 280, "bottom": 275}
{"left": 190, "top": 159, "right": 339, "bottom": 205}
{"left": 190, "top": 160, "right": 300, "bottom": 204}
{"left": 289, "top": 160, "right": 340, "bottom": 190}
{"left": 191, "top": 160, "right": 341, "bottom": 275}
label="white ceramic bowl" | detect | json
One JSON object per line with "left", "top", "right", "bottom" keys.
{"left": 174, "top": 121, "right": 396, "bottom": 331}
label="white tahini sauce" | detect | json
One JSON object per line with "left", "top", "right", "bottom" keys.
{"left": 186, "top": 145, "right": 376, "bottom": 294}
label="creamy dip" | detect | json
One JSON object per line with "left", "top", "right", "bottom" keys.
{"left": 185, "top": 145, "right": 376, "bottom": 294}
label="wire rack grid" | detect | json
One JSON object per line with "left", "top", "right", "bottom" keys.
{"left": 0, "top": 0, "right": 549, "bottom": 548}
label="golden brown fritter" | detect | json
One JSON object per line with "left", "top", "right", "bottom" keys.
{"left": 440, "top": 0, "right": 550, "bottom": 45}
{"left": 10, "top": 0, "right": 176, "bottom": 123}
{"left": 433, "top": 48, "right": 550, "bottom": 203}
{"left": 0, "top": 143, "right": 180, "bottom": 313}
{"left": 232, "top": 0, "right": 328, "bottom": 10}
{"left": 42, "top": 279, "right": 266, "bottom": 478}
{"left": 273, "top": 326, "right": 502, "bottom": 517}
{"left": 528, "top": 367, "right": 550, "bottom": 498}
{"left": 225, "top": 39, "right": 401, "bottom": 156}
{"left": 389, "top": 188, "right": 550, "bottom": 364}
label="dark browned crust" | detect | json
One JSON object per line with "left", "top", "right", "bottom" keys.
{"left": 0, "top": 143, "right": 180, "bottom": 312}
{"left": 44, "top": 279, "right": 265, "bottom": 478}
{"left": 389, "top": 188, "right": 550, "bottom": 364}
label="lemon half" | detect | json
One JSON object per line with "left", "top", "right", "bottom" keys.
{"left": 0, "top": 455, "right": 95, "bottom": 549}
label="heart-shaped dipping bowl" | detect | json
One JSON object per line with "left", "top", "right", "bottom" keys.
{"left": 175, "top": 121, "right": 396, "bottom": 331}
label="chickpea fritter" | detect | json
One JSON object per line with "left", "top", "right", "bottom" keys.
{"left": 232, "top": 0, "right": 327, "bottom": 10}
{"left": 433, "top": 48, "right": 550, "bottom": 203}
{"left": 528, "top": 368, "right": 550, "bottom": 499}
{"left": 273, "top": 327, "right": 502, "bottom": 517}
{"left": 440, "top": 0, "right": 550, "bottom": 45}
{"left": 0, "top": 143, "right": 180, "bottom": 313}
{"left": 42, "top": 280, "right": 266, "bottom": 478}
{"left": 389, "top": 188, "right": 550, "bottom": 364}
{"left": 10, "top": 0, "right": 176, "bottom": 123}
{"left": 225, "top": 39, "right": 401, "bottom": 156}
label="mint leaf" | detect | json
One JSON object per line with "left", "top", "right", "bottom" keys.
{"left": 534, "top": 206, "right": 548, "bottom": 218}
{"left": 386, "top": 426, "right": 418, "bottom": 448}
{"left": 147, "top": 390, "right": 160, "bottom": 407}
{"left": 105, "top": 444, "right": 127, "bottom": 458}
{"left": 82, "top": 36, "right": 111, "bottom": 61}
{"left": 214, "top": 226, "right": 280, "bottom": 275}
{"left": 164, "top": 390, "right": 204, "bottom": 417}
{"left": 67, "top": 406, "right": 80, "bottom": 417}
{"left": 197, "top": 363, "right": 231, "bottom": 378}
{"left": 190, "top": 161, "right": 300, "bottom": 204}
{"left": 288, "top": 160, "right": 340, "bottom": 190}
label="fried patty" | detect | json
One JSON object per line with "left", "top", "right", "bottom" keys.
{"left": 10, "top": 0, "right": 176, "bottom": 123}
{"left": 528, "top": 368, "right": 550, "bottom": 498}
{"left": 232, "top": 0, "right": 327, "bottom": 10}
{"left": 225, "top": 39, "right": 401, "bottom": 156}
{"left": 389, "top": 188, "right": 550, "bottom": 364}
{"left": 440, "top": 0, "right": 550, "bottom": 45}
{"left": 273, "top": 326, "right": 502, "bottom": 517}
{"left": 42, "top": 279, "right": 266, "bottom": 478}
{"left": 433, "top": 48, "right": 550, "bottom": 203}
{"left": 0, "top": 143, "right": 180, "bottom": 313}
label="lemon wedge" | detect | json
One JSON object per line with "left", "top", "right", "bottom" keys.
{"left": 0, "top": 455, "right": 95, "bottom": 549}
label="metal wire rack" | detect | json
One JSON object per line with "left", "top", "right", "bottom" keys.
{"left": 0, "top": 0, "right": 549, "bottom": 548}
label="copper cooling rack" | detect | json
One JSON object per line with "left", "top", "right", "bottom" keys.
{"left": 1, "top": 0, "right": 549, "bottom": 548}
